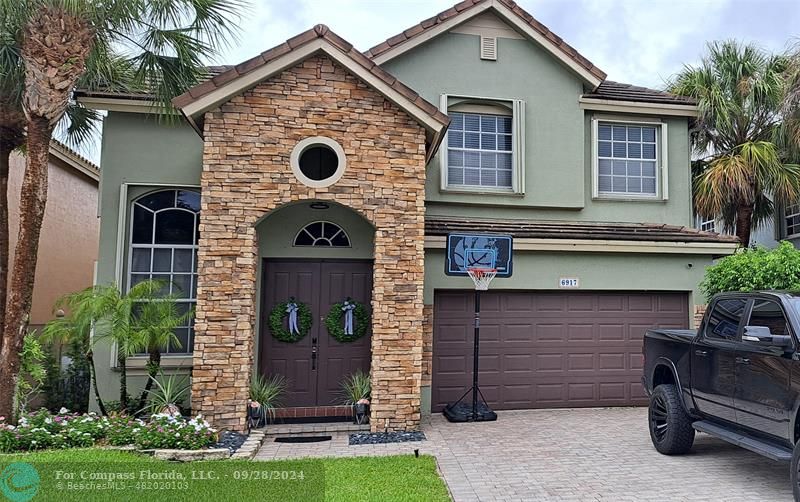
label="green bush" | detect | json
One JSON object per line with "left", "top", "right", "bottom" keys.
{"left": 702, "top": 241, "right": 800, "bottom": 298}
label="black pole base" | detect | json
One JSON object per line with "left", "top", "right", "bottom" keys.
{"left": 442, "top": 388, "right": 498, "bottom": 423}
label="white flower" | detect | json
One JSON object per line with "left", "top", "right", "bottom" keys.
{"left": 59, "top": 407, "right": 69, "bottom": 414}
{"left": 44, "top": 418, "right": 52, "bottom": 424}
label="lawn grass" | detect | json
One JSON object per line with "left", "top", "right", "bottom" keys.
{"left": 0, "top": 449, "right": 451, "bottom": 501}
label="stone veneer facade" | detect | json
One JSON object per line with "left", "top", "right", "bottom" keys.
{"left": 191, "top": 55, "right": 428, "bottom": 432}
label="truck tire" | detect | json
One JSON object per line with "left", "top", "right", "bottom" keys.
{"left": 791, "top": 440, "right": 800, "bottom": 501}
{"left": 648, "top": 384, "right": 694, "bottom": 454}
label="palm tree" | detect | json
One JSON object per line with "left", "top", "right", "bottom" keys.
{"left": 670, "top": 40, "right": 800, "bottom": 247}
{"left": 133, "top": 282, "right": 190, "bottom": 413}
{"left": 43, "top": 280, "right": 189, "bottom": 415}
{"left": 0, "top": 0, "right": 244, "bottom": 419}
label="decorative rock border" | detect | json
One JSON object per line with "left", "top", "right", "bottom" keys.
{"left": 231, "top": 429, "right": 266, "bottom": 460}
{"left": 150, "top": 448, "right": 231, "bottom": 461}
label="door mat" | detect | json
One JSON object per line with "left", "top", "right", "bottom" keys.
{"left": 274, "top": 435, "right": 332, "bottom": 443}
{"left": 349, "top": 431, "right": 426, "bottom": 445}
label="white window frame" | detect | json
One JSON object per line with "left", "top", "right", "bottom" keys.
{"left": 786, "top": 203, "right": 800, "bottom": 238}
{"left": 293, "top": 221, "right": 351, "bottom": 248}
{"left": 591, "top": 117, "right": 669, "bottom": 201}
{"left": 110, "top": 183, "right": 201, "bottom": 370}
{"left": 127, "top": 189, "right": 200, "bottom": 356}
{"left": 696, "top": 215, "right": 717, "bottom": 233}
{"left": 439, "top": 94, "right": 525, "bottom": 195}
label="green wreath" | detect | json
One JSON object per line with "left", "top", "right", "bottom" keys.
{"left": 325, "top": 300, "right": 370, "bottom": 343}
{"left": 268, "top": 300, "right": 313, "bottom": 343}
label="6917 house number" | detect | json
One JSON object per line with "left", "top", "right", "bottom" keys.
{"left": 559, "top": 278, "right": 579, "bottom": 289}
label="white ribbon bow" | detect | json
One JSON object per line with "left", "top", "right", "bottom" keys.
{"left": 342, "top": 301, "right": 357, "bottom": 336}
{"left": 286, "top": 302, "right": 300, "bottom": 335}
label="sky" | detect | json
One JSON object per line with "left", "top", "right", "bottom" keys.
{"left": 82, "top": 0, "right": 800, "bottom": 163}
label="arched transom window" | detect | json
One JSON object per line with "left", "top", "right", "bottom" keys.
{"left": 294, "top": 221, "right": 350, "bottom": 247}
{"left": 129, "top": 189, "right": 200, "bottom": 354}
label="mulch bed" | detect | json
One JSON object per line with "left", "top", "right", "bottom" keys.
{"left": 214, "top": 430, "right": 247, "bottom": 453}
{"left": 348, "top": 431, "right": 426, "bottom": 445}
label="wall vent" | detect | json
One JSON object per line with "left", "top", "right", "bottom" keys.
{"left": 480, "top": 36, "right": 497, "bottom": 61}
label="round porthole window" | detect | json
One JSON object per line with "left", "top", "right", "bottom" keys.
{"left": 290, "top": 136, "right": 347, "bottom": 188}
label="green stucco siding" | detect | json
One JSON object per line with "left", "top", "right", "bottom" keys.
{"left": 93, "top": 112, "right": 203, "bottom": 404}
{"left": 383, "top": 30, "right": 694, "bottom": 227}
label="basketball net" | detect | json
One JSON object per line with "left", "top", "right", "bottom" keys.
{"left": 467, "top": 267, "right": 497, "bottom": 291}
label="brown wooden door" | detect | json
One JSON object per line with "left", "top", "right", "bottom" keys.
{"left": 260, "top": 259, "right": 372, "bottom": 407}
{"left": 432, "top": 291, "right": 689, "bottom": 411}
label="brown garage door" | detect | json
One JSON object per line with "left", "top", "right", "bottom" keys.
{"left": 432, "top": 291, "right": 689, "bottom": 411}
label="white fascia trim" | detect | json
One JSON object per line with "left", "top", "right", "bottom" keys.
{"left": 579, "top": 97, "right": 699, "bottom": 117}
{"left": 424, "top": 235, "right": 738, "bottom": 255}
{"left": 76, "top": 96, "right": 173, "bottom": 115}
{"left": 181, "top": 39, "right": 444, "bottom": 135}
{"left": 372, "top": 0, "right": 603, "bottom": 88}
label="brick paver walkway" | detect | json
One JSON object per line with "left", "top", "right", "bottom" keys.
{"left": 255, "top": 407, "right": 793, "bottom": 501}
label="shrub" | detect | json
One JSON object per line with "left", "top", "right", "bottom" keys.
{"left": 134, "top": 414, "right": 217, "bottom": 450}
{"left": 0, "top": 409, "right": 215, "bottom": 453}
{"left": 701, "top": 242, "right": 800, "bottom": 298}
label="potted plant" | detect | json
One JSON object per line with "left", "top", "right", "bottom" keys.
{"left": 249, "top": 374, "right": 287, "bottom": 428}
{"left": 340, "top": 370, "right": 371, "bottom": 425}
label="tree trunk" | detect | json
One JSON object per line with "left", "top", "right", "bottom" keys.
{"left": 0, "top": 116, "right": 53, "bottom": 420}
{"left": 87, "top": 349, "right": 107, "bottom": 416}
{"left": 138, "top": 349, "right": 162, "bottom": 413}
{"left": 735, "top": 203, "right": 755, "bottom": 248}
{"left": 118, "top": 353, "right": 128, "bottom": 413}
{"left": 0, "top": 141, "right": 12, "bottom": 351}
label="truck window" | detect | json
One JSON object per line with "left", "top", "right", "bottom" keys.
{"left": 705, "top": 298, "right": 748, "bottom": 341}
{"left": 747, "top": 299, "right": 790, "bottom": 337}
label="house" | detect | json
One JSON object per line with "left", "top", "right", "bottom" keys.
{"left": 76, "top": 0, "right": 738, "bottom": 433}
{"left": 8, "top": 141, "right": 100, "bottom": 332}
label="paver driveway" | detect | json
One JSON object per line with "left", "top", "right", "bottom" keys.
{"left": 255, "top": 407, "right": 793, "bottom": 501}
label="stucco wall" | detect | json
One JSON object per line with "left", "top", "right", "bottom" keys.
{"left": 8, "top": 151, "right": 99, "bottom": 327}
{"left": 382, "top": 30, "right": 693, "bottom": 227}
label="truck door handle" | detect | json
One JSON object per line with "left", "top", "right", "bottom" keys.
{"left": 695, "top": 350, "right": 708, "bottom": 357}
{"left": 735, "top": 356, "right": 750, "bottom": 365}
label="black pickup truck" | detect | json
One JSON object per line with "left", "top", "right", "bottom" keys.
{"left": 643, "top": 291, "right": 800, "bottom": 497}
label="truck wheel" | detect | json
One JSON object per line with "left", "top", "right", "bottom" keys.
{"left": 791, "top": 440, "right": 800, "bottom": 501}
{"left": 648, "top": 384, "right": 694, "bottom": 454}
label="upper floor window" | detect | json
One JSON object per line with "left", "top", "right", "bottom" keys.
{"left": 439, "top": 95, "right": 525, "bottom": 194}
{"left": 129, "top": 189, "right": 199, "bottom": 355}
{"left": 786, "top": 204, "right": 800, "bottom": 237}
{"left": 696, "top": 215, "right": 716, "bottom": 233}
{"left": 294, "top": 221, "right": 350, "bottom": 247}
{"left": 596, "top": 122, "right": 658, "bottom": 197}
{"left": 447, "top": 112, "right": 513, "bottom": 189}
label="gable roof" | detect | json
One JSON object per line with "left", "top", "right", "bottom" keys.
{"left": 364, "top": 0, "right": 606, "bottom": 87}
{"left": 172, "top": 24, "right": 449, "bottom": 161}
{"left": 48, "top": 140, "right": 100, "bottom": 182}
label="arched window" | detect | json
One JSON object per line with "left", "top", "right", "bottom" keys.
{"left": 293, "top": 221, "right": 350, "bottom": 247}
{"left": 129, "top": 189, "right": 200, "bottom": 354}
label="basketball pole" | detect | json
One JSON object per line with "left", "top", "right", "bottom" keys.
{"left": 472, "top": 288, "right": 481, "bottom": 420}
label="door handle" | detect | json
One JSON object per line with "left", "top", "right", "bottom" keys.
{"left": 735, "top": 356, "right": 750, "bottom": 365}
{"left": 311, "top": 346, "right": 317, "bottom": 370}
{"left": 695, "top": 349, "right": 708, "bottom": 357}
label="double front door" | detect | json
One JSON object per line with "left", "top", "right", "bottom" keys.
{"left": 260, "top": 259, "right": 372, "bottom": 407}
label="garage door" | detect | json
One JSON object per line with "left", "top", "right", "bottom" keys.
{"left": 432, "top": 291, "right": 689, "bottom": 411}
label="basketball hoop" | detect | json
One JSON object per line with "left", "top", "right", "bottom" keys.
{"left": 467, "top": 267, "right": 497, "bottom": 291}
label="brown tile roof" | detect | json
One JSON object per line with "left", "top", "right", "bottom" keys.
{"left": 364, "top": 0, "right": 606, "bottom": 82}
{"left": 171, "top": 24, "right": 450, "bottom": 129}
{"left": 49, "top": 140, "right": 100, "bottom": 180}
{"left": 425, "top": 216, "right": 740, "bottom": 244}
{"left": 583, "top": 81, "right": 696, "bottom": 106}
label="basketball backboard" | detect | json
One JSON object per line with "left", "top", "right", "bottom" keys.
{"left": 445, "top": 233, "right": 513, "bottom": 278}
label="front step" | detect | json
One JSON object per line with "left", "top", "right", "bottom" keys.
{"left": 693, "top": 420, "right": 793, "bottom": 461}
{"left": 261, "top": 422, "right": 369, "bottom": 437}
